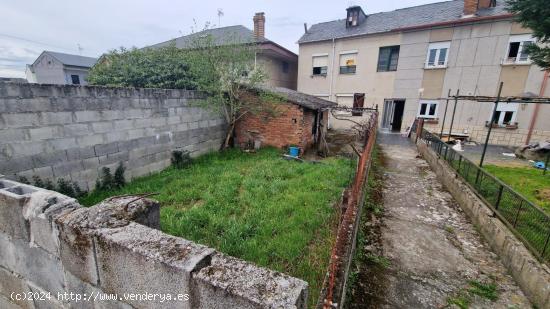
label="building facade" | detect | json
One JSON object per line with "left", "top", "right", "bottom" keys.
{"left": 298, "top": 0, "right": 550, "bottom": 146}
{"left": 148, "top": 13, "right": 298, "bottom": 90}
{"left": 25, "top": 51, "right": 97, "bottom": 85}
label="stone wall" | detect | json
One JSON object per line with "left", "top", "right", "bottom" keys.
{"left": 0, "top": 83, "right": 226, "bottom": 190}
{"left": 416, "top": 140, "right": 550, "bottom": 309}
{"left": 0, "top": 179, "right": 308, "bottom": 308}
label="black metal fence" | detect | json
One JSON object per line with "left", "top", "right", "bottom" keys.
{"left": 419, "top": 129, "right": 550, "bottom": 264}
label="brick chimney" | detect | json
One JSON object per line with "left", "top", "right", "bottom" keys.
{"left": 253, "top": 12, "right": 265, "bottom": 39}
{"left": 463, "top": 0, "right": 496, "bottom": 16}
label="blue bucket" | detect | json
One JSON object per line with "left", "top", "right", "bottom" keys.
{"left": 289, "top": 146, "right": 300, "bottom": 157}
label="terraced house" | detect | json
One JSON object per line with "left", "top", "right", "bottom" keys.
{"left": 298, "top": 0, "right": 550, "bottom": 146}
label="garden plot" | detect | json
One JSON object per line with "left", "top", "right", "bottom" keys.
{"left": 80, "top": 148, "right": 354, "bottom": 306}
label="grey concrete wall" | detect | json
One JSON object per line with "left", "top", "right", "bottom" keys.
{"left": 0, "top": 179, "right": 308, "bottom": 308}
{"left": 0, "top": 82, "right": 226, "bottom": 191}
{"left": 416, "top": 140, "right": 550, "bottom": 309}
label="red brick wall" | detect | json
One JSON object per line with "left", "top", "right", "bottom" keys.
{"left": 235, "top": 100, "right": 317, "bottom": 150}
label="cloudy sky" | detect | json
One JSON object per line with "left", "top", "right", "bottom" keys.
{"left": 1, "top": 0, "right": 441, "bottom": 78}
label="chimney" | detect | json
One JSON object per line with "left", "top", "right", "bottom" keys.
{"left": 253, "top": 12, "right": 265, "bottom": 39}
{"left": 463, "top": 0, "right": 496, "bottom": 16}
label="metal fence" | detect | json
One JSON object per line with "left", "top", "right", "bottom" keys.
{"left": 419, "top": 129, "right": 550, "bottom": 264}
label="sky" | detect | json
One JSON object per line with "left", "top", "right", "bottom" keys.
{"left": 0, "top": 0, "right": 442, "bottom": 78}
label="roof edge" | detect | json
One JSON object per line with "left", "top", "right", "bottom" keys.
{"left": 391, "top": 13, "right": 514, "bottom": 32}
{"left": 298, "top": 13, "right": 515, "bottom": 45}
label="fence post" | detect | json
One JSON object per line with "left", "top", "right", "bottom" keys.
{"left": 544, "top": 152, "right": 549, "bottom": 176}
{"left": 494, "top": 185, "right": 504, "bottom": 216}
{"left": 415, "top": 118, "right": 424, "bottom": 144}
{"left": 513, "top": 200, "right": 524, "bottom": 228}
{"left": 542, "top": 229, "right": 550, "bottom": 258}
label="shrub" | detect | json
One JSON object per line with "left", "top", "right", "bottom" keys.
{"left": 114, "top": 163, "right": 126, "bottom": 188}
{"left": 171, "top": 150, "right": 192, "bottom": 169}
{"left": 57, "top": 178, "right": 75, "bottom": 197}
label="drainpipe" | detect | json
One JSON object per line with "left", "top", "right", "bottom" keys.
{"left": 525, "top": 70, "right": 549, "bottom": 145}
{"left": 329, "top": 38, "right": 336, "bottom": 101}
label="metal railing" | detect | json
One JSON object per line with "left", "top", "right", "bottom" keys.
{"left": 419, "top": 129, "right": 550, "bottom": 264}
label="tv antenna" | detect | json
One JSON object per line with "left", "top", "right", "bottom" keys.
{"left": 217, "top": 9, "right": 224, "bottom": 26}
{"left": 77, "top": 43, "right": 83, "bottom": 55}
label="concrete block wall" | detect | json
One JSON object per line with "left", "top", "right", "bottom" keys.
{"left": 0, "top": 179, "right": 308, "bottom": 308}
{"left": 0, "top": 82, "right": 226, "bottom": 190}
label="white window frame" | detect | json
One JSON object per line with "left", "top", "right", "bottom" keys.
{"left": 312, "top": 53, "right": 329, "bottom": 76}
{"left": 491, "top": 103, "right": 519, "bottom": 125}
{"left": 504, "top": 34, "right": 535, "bottom": 65}
{"left": 334, "top": 94, "right": 354, "bottom": 116}
{"left": 425, "top": 42, "right": 451, "bottom": 69}
{"left": 339, "top": 50, "right": 358, "bottom": 75}
{"left": 417, "top": 100, "right": 439, "bottom": 119}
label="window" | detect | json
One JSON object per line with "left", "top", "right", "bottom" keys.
{"left": 352, "top": 93, "right": 365, "bottom": 116}
{"left": 505, "top": 35, "right": 535, "bottom": 64}
{"left": 71, "top": 74, "right": 80, "bottom": 85}
{"left": 282, "top": 61, "right": 289, "bottom": 73}
{"left": 417, "top": 100, "right": 438, "bottom": 118}
{"left": 312, "top": 54, "right": 328, "bottom": 76}
{"left": 425, "top": 42, "right": 450, "bottom": 68}
{"left": 335, "top": 95, "right": 354, "bottom": 116}
{"left": 339, "top": 51, "right": 357, "bottom": 74}
{"left": 377, "top": 46, "right": 400, "bottom": 72}
{"left": 492, "top": 103, "right": 518, "bottom": 125}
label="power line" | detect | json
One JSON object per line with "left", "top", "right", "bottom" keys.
{"left": 0, "top": 33, "right": 74, "bottom": 52}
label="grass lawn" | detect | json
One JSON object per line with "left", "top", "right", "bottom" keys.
{"left": 484, "top": 165, "right": 550, "bottom": 212}
{"left": 80, "top": 148, "right": 354, "bottom": 307}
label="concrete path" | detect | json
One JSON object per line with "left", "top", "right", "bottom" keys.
{"left": 354, "top": 133, "right": 531, "bottom": 308}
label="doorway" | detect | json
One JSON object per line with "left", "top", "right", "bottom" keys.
{"left": 381, "top": 99, "right": 405, "bottom": 132}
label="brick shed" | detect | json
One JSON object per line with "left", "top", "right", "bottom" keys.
{"left": 235, "top": 86, "right": 336, "bottom": 152}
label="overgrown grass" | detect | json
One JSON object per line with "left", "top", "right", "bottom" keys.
{"left": 345, "top": 145, "right": 386, "bottom": 307}
{"left": 484, "top": 165, "right": 550, "bottom": 212}
{"left": 80, "top": 147, "right": 353, "bottom": 307}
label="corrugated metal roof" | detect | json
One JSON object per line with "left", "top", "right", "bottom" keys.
{"left": 298, "top": 0, "right": 510, "bottom": 44}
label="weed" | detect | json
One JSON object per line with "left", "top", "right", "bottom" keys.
{"left": 468, "top": 280, "right": 498, "bottom": 301}
{"left": 445, "top": 225, "right": 455, "bottom": 234}
{"left": 18, "top": 176, "right": 30, "bottom": 184}
{"left": 365, "top": 253, "right": 391, "bottom": 269}
{"left": 171, "top": 150, "right": 192, "bottom": 169}
{"left": 447, "top": 294, "right": 471, "bottom": 309}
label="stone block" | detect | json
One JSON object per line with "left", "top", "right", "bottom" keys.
{"left": 24, "top": 189, "right": 80, "bottom": 254}
{"left": 32, "top": 151, "right": 68, "bottom": 169}
{"left": 95, "top": 222, "right": 214, "bottom": 309}
{"left": 2, "top": 113, "right": 41, "bottom": 128}
{"left": 0, "top": 181, "right": 33, "bottom": 240}
{"left": 77, "top": 134, "right": 104, "bottom": 148}
{"left": 91, "top": 122, "right": 114, "bottom": 134}
{"left": 47, "top": 138, "right": 78, "bottom": 152}
{"left": 57, "top": 208, "right": 100, "bottom": 285}
{"left": 0, "top": 266, "right": 33, "bottom": 309}
{"left": 192, "top": 252, "right": 308, "bottom": 309}
{"left": 66, "top": 146, "right": 96, "bottom": 161}
{"left": 0, "top": 233, "right": 65, "bottom": 295}
{"left": 63, "top": 123, "right": 90, "bottom": 137}
{"left": 64, "top": 271, "right": 132, "bottom": 309}
{"left": 40, "top": 112, "right": 74, "bottom": 125}
{"left": 0, "top": 129, "right": 28, "bottom": 143}
{"left": 52, "top": 161, "right": 82, "bottom": 178}
{"left": 94, "top": 142, "right": 119, "bottom": 157}
{"left": 0, "top": 156, "right": 35, "bottom": 174}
